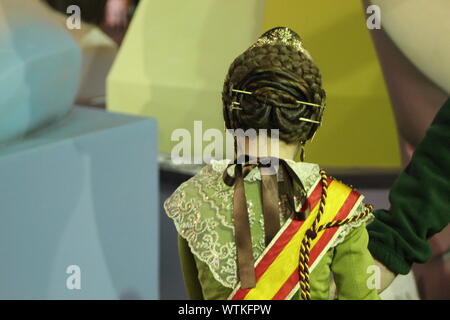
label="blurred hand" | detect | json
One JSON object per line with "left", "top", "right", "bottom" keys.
{"left": 375, "top": 259, "right": 397, "bottom": 292}
{"left": 105, "top": 0, "right": 130, "bottom": 28}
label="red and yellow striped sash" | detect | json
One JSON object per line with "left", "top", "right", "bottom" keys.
{"left": 228, "top": 177, "right": 363, "bottom": 300}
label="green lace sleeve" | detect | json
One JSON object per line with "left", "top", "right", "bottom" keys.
{"left": 178, "top": 235, "right": 204, "bottom": 300}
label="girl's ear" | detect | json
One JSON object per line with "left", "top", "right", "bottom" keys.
{"left": 293, "top": 141, "right": 306, "bottom": 162}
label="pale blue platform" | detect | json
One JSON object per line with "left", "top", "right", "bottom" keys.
{"left": 0, "top": 106, "right": 158, "bottom": 299}
{"left": 0, "top": 0, "right": 81, "bottom": 145}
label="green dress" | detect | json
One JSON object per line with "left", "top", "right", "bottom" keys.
{"left": 165, "top": 160, "right": 380, "bottom": 300}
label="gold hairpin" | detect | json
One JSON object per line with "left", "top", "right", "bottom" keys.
{"left": 231, "top": 89, "right": 324, "bottom": 109}
{"left": 299, "top": 117, "right": 320, "bottom": 124}
{"left": 296, "top": 101, "right": 323, "bottom": 108}
{"left": 230, "top": 101, "right": 242, "bottom": 110}
{"left": 231, "top": 89, "right": 252, "bottom": 95}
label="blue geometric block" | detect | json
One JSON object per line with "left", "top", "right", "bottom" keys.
{"left": 0, "top": 0, "right": 81, "bottom": 145}
{"left": 0, "top": 107, "right": 159, "bottom": 299}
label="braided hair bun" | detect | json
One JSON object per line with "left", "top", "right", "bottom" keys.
{"left": 222, "top": 27, "right": 326, "bottom": 143}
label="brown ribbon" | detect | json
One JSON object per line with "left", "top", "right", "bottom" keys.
{"left": 224, "top": 157, "right": 307, "bottom": 289}
{"left": 261, "top": 169, "right": 280, "bottom": 246}
{"left": 233, "top": 164, "right": 256, "bottom": 288}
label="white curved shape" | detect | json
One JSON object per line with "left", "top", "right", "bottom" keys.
{"left": 371, "top": 0, "right": 450, "bottom": 94}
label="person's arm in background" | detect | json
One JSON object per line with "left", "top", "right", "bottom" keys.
{"left": 178, "top": 235, "right": 204, "bottom": 299}
{"left": 104, "top": 0, "right": 131, "bottom": 28}
{"left": 362, "top": 0, "right": 450, "bottom": 291}
{"left": 368, "top": 98, "right": 450, "bottom": 285}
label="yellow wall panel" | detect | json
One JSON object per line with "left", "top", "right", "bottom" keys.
{"left": 264, "top": 0, "right": 401, "bottom": 168}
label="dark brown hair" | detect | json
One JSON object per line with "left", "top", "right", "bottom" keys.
{"left": 222, "top": 27, "right": 326, "bottom": 144}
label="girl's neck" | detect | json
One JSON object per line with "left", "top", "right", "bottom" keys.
{"left": 237, "top": 136, "right": 299, "bottom": 161}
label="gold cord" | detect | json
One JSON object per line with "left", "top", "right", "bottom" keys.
{"left": 298, "top": 170, "right": 373, "bottom": 300}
